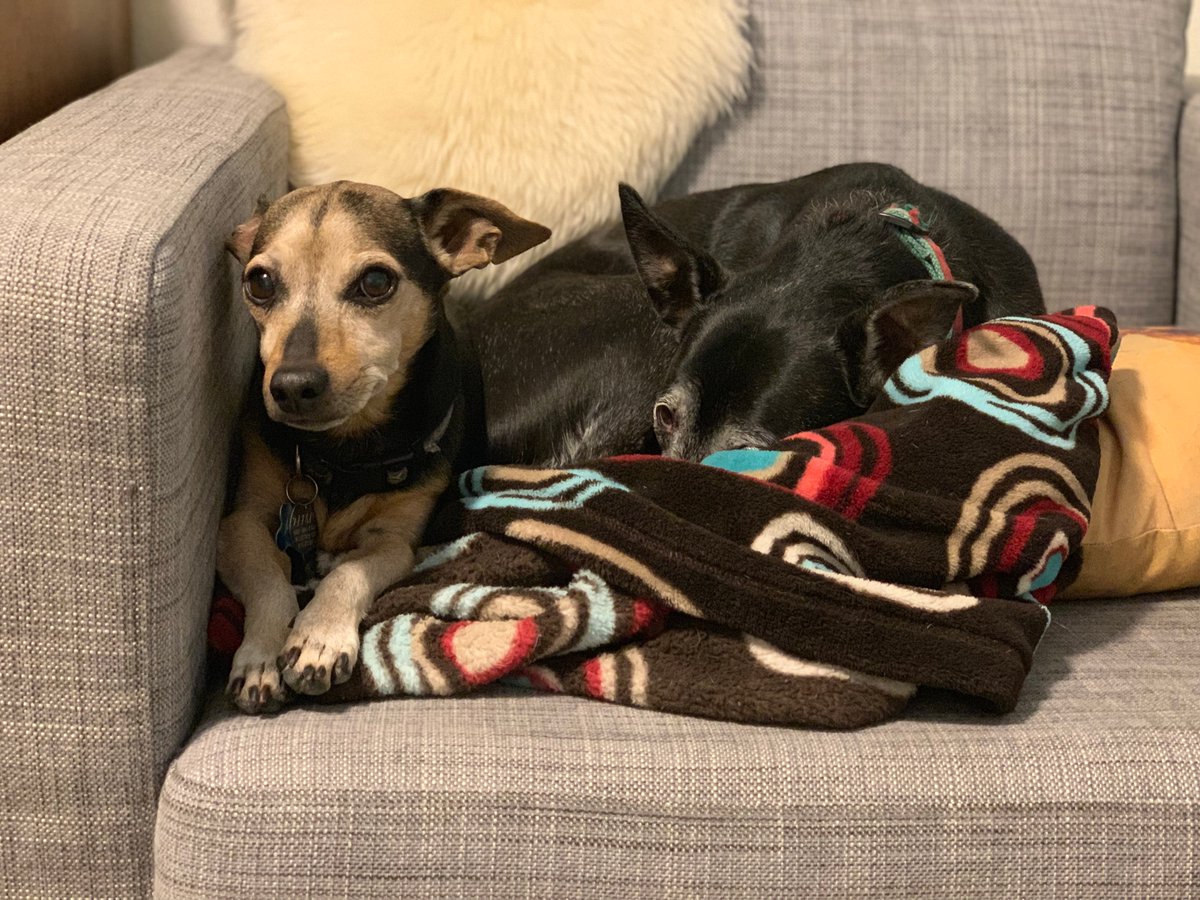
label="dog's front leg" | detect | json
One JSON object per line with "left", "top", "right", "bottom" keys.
{"left": 217, "top": 510, "right": 299, "bottom": 713}
{"left": 279, "top": 469, "right": 447, "bottom": 695}
{"left": 278, "top": 541, "right": 413, "bottom": 695}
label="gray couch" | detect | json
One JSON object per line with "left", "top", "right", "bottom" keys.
{"left": 1, "top": 2, "right": 1198, "bottom": 897}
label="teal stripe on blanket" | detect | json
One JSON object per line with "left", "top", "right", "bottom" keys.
{"left": 458, "top": 468, "right": 629, "bottom": 510}
{"left": 361, "top": 615, "right": 423, "bottom": 696}
{"left": 884, "top": 318, "right": 1108, "bottom": 448}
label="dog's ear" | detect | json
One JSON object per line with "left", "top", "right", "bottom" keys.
{"left": 620, "top": 183, "right": 723, "bottom": 329}
{"left": 411, "top": 189, "right": 551, "bottom": 277}
{"left": 226, "top": 196, "right": 271, "bottom": 264}
{"left": 838, "top": 280, "right": 979, "bottom": 406}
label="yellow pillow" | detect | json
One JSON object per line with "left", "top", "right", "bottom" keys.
{"left": 1065, "top": 331, "right": 1200, "bottom": 598}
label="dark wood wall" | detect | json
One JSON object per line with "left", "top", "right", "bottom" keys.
{"left": 0, "top": 0, "right": 132, "bottom": 143}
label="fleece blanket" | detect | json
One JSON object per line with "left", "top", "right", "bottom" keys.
{"left": 211, "top": 307, "right": 1118, "bottom": 728}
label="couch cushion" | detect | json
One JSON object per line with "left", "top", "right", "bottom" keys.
{"left": 664, "top": 0, "right": 1191, "bottom": 326}
{"left": 155, "top": 591, "right": 1200, "bottom": 898}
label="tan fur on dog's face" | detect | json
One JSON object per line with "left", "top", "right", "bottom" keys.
{"left": 239, "top": 183, "right": 436, "bottom": 435}
{"left": 226, "top": 181, "right": 550, "bottom": 438}
{"left": 248, "top": 184, "right": 432, "bottom": 435}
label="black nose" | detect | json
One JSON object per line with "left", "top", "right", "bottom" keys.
{"left": 269, "top": 365, "right": 330, "bottom": 415}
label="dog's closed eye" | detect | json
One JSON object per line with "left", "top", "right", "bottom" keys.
{"left": 654, "top": 401, "right": 677, "bottom": 434}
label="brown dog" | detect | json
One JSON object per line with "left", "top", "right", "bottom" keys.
{"left": 218, "top": 181, "right": 549, "bottom": 713}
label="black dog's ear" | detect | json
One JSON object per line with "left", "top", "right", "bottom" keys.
{"left": 411, "top": 188, "right": 552, "bottom": 277}
{"left": 226, "top": 195, "right": 272, "bottom": 264}
{"left": 838, "top": 280, "right": 979, "bottom": 406}
{"left": 619, "top": 183, "right": 723, "bottom": 328}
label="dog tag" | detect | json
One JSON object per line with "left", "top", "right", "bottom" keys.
{"left": 275, "top": 447, "right": 320, "bottom": 587}
{"left": 276, "top": 501, "right": 318, "bottom": 586}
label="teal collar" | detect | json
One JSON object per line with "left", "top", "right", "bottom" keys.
{"left": 880, "top": 203, "right": 954, "bottom": 282}
{"left": 881, "top": 202, "right": 963, "bottom": 336}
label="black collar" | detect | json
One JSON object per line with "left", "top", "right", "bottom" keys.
{"left": 259, "top": 317, "right": 461, "bottom": 510}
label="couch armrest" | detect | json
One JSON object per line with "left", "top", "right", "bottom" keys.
{"left": 0, "top": 48, "right": 286, "bottom": 898}
{"left": 1178, "top": 77, "right": 1200, "bottom": 327}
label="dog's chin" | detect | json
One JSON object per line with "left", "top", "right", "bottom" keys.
{"left": 658, "top": 442, "right": 698, "bottom": 463}
{"left": 263, "top": 402, "right": 359, "bottom": 434}
{"left": 662, "top": 432, "right": 772, "bottom": 463}
{"left": 275, "top": 415, "right": 350, "bottom": 433}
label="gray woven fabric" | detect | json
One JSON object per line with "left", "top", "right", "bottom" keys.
{"left": 664, "top": 0, "right": 1191, "bottom": 326}
{"left": 0, "top": 48, "right": 285, "bottom": 899}
{"left": 156, "top": 591, "right": 1200, "bottom": 899}
{"left": 1178, "top": 81, "right": 1200, "bottom": 328}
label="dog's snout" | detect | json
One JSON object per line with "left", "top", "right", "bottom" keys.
{"left": 270, "top": 366, "right": 330, "bottom": 414}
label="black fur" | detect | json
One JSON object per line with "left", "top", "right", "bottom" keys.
{"left": 462, "top": 162, "right": 1046, "bottom": 464}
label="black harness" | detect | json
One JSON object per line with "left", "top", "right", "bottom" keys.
{"left": 259, "top": 317, "right": 462, "bottom": 511}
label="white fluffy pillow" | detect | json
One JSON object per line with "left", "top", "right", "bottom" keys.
{"left": 233, "top": 0, "right": 751, "bottom": 299}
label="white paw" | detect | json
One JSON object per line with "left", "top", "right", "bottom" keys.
{"left": 278, "top": 608, "right": 360, "bottom": 695}
{"left": 228, "top": 641, "right": 290, "bottom": 714}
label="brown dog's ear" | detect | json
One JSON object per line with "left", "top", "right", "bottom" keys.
{"left": 226, "top": 196, "right": 271, "bottom": 264}
{"left": 839, "top": 280, "right": 979, "bottom": 406}
{"left": 619, "top": 183, "right": 724, "bottom": 329}
{"left": 411, "top": 188, "right": 551, "bottom": 277}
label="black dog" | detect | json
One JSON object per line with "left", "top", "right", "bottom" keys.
{"left": 461, "top": 163, "right": 1046, "bottom": 465}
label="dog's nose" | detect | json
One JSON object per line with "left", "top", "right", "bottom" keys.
{"left": 270, "top": 366, "right": 330, "bottom": 415}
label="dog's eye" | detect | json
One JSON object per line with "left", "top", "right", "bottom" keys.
{"left": 244, "top": 268, "right": 276, "bottom": 304}
{"left": 357, "top": 267, "right": 396, "bottom": 302}
{"left": 654, "top": 402, "right": 677, "bottom": 434}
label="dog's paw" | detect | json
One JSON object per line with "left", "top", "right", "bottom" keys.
{"left": 278, "top": 611, "right": 359, "bottom": 696}
{"left": 227, "top": 642, "right": 291, "bottom": 714}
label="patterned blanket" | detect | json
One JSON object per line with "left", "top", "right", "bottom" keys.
{"left": 212, "top": 307, "right": 1118, "bottom": 727}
